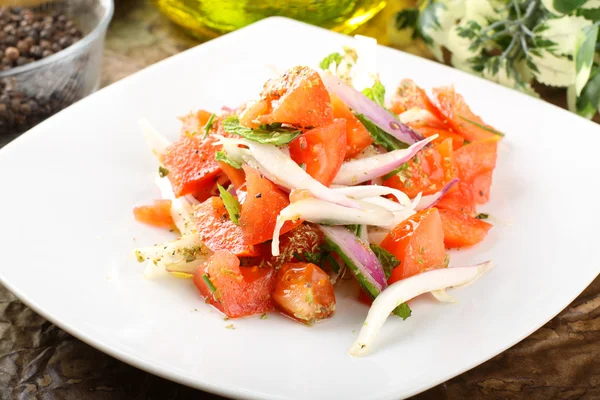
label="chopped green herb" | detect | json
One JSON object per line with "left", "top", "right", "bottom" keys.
{"left": 222, "top": 116, "right": 301, "bottom": 145}
{"left": 458, "top": 115, "right": 504, "bottom": 137}
{"left": 215, "top": 150, "right": 242, "bottom": 169}
{"left": 362, "top": 81, "right": 386, "bottom": 108}
{"left": 393, "top": 302, "right": 412, "bottom": 320}
{"left": 475, "top": 213, "right": 489, "bottom": 220}
{"left": 217, "top": 184, "right": 241, "bottom": 225}
{"left": 322, "top": 253, "right": 341, "bottom": 274}
{"left": 202, "top": 274, "right": 217, "bottom": 293}
{"left": 354, "top": 113, "right": 408, "bottom": 151}
{"left": 305, "top": 289, "right": 314, "bottom": 305}
{"left": 134, "top": 250, "right": 145, "bottom": 263}
{"left": 203, "top": 113, "right": 216, "bottom": 137}
{"left": 370, "top": 245, "right": 400, "bottom": 280}
{"left": 260, "top": 313, "right": 268, "bottom": 320}
{"left": 383, "top": 163, "right": 409, "bottom": 181}
{"left": 158, "top": 166, "right": 169, "bottom": 178}
{"left": 319, "top": 52, "right": 343, "bottom": 70}
{"left": 225, "top": 324, "right": 235, "bottom": 329}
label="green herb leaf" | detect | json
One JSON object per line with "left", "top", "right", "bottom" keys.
{"left": 319, "top": 52, "right": 343, "bottom": 70}
{"left": 158, "top": 166, "right": 169, "bottom": 178}
{"left": 222, "top": 116, "right": 302, "bottom": 145}
{"left": 382, "top": 162, "right": 409, "bottom": 181}
{"left": 362, "top": 81, "right": 387, "bottom": 108}
{"left": 370, "top": 245, "right": 400, "bottom": 280}
{"left": 203, "top": 113, "right": 216, "bottom": 138}
{"left": 354, "top": 113, "right": 408, "bottom": 151}
{"left": 392, "top": 302, "right": 412, "bottom": 320}
{"left": 574, "top": 23, "right": 598, "bottom": 95}
{"left": 215, "top": 150, "right": 242, "bottom": 169}
{"left": 395, "top": 8, "right": 420, "bottom": 40}
{"left": 575, "top": 66, "right": 600, "bottom": 118}
{"left": 217, "top": 184, "right": 241, "bottom": 225}
{"left": 202, "top": 274, "right": 217, "bottom": 293}
{"left": 458, "top": 115, "right": 505, "bottom": 137}
{"left": 475, "top": 213, "right": 489, "bottom": 220}
{"left": 550, "top": 0, "right": 587, "bottom": 15}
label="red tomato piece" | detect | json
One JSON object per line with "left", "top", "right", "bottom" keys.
{"left": 289, "top": 119, "right": 347, "bottom": 186}
{"left": 330, "top": 93, "right": 373, "bottom": 158}
{"left": 432, "top": 86, "right": 501, "bottom": 143}
{"left": 162, "top": 134, "right": 222, "bottom": 199}
{"left": 256, "top": 66, "right": 333, "bottom": 128}
{"left": 239, "top": 165, "right": 300, "bottom": 246}
{"left": 193, "top": 251, "right": 277, "bottom": 318}
{"left": 133, "top": 199, "right": 173, "bottom": 229}
{"left": 390, "top": 79, "right": 445, "bottom": 120}
{"left": 412, "top": 125, "right": 465, "bottom": 150}
{"left": 193, "top": 197, "right": 259, "bottom": 257}
{"left": 436, "top": 181, "right": 477, "bottom": 216}
{"left": 438, "top": 208, "right": 492, "bottom": 248}
{"left": 454, "top": 140, "right": 498, "bottom": 182}
{"left": 217, "top": 161, "right": 246, "bottom": 190}
{"left": 381, "top": 208, "right": 447, "bottom": 283}
{"left": 239, "top": 100, "right": 269, "bottom": 129}
{"left": 472, "top": 170, "right": 493, "bottom": 204}
{"left": 273, "top": 262, "right": 335, "bottom": 324}
{"left": 383, "top": 138, "right": 455, "bottom": 198}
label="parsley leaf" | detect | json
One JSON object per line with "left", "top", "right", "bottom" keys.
{"left": 370, "top": 245, "right": 400, "bottom": 280}
{"left": 393, "top": 302, "right": 412, "bottom": 320}
{"left": 215, "top": 150, "right": 242, "bottom": 169}
{"left": 319, "top": 52, "right": 343, "bottom": 70}
{"left": 203, "top": 113, "right": 216, "bottom": 138}
{"left": 158, "top": 166, "right": 169, "bottom": 178}
{"left": 354, "top": 113, "right": 408, "bottom": 151}
{"left": 362, "top": 81, "right": 387, "bottom": 108}
{"left": 217, "top": 184, "right": 241, "bottom": 225}
{"left": 475, "top": 213, "right": 489, "bottom": 220}
{"left": 222, "top": 116, "right": 302, "bottom": 145}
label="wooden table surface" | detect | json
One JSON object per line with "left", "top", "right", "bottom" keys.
{"left": 1, "top": 1, "right": 599, "bottom": 398}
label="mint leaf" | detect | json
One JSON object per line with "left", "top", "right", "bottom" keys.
{"left": 354, "top": 113, "right": 408, "bottom": 151}
{"left": 217, "top": 184, "right": 241, "bottom": 225}
{"left": 215, "top": 150, "right": 242, "bottom": 169}
{"left": 392, "top": 302, "right": 412, "bottom": 320}
{"left": 319, "top": 52, "right": 343, "bottom": 70}
{"left": 222, "top": 116, "right": 301, "bottom": 145}
{"left": 370, "top": 245, "right": 400, "bottom": 280}
{"left": 383, "top": 162, "right": 409, "bottom": 181}
{"left": 362, "top": 81, "right": 386, "bottom": 108}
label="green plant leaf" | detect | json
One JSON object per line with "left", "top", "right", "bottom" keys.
{"left": 222, "top": 116, "right": 301, "bottom": 145}
{"left": 392, "top": 302, "right": 412, "bottom": 320}
{"left": 217, "top": 184, "right": 241, "bottom": 225}
{"left": 362, "top": 81, "right": 386, "bottom": 108}
{"left": 576, "top": 66, "right": 600, "bottom": 118}
{"left": 354, "top": 113, "right": 408, "bottom": 151}
{"left": 215, "top": 150, "right": 242, "bottom": 169}
{"left": 319, "top": 52, "right": 343, "bottom": 70}
{"left": 543, "top": 0, "right": 587, "bottom": 15}
{"left": 575, "top": 24, "right": 599, "bottom": 94}
{"left": 370, "top": 245, "right": 400, "bottom": 280}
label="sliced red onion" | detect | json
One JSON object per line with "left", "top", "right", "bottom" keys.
{"left": 271, "top": 198, "right": 393, "bottom": 256}
{"left": 415, "top": 178, "right": 459, "bottom": 211}
{"left": 319, "top": 225, "right": 388, "bottom": 292}
{"left": 333, "top": 185, "right": 411, "bottom": 206}
{"left": 332, "top": 135, "right": 436, "bottom": 186}
{"left": 349, "top": 260, "right": 494, "bottom": 356}
{"left": 217, "top": 136, "right": 359, "bottom": 209}
{"left": 320, "top": 72, "right": 424, "bottom": 144}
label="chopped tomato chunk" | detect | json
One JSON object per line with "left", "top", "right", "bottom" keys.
{"left": 432, "top": 86, "right": 501, "bottom": 142}
{"left": 454, "top": 140, "right": 498, "bottom": 182}
{"left": 133, "top": 199, "right": 173, "bottom": 229}
{"left": 472, "top": 170, "right": 493, "bottom": 204}
{"left": 194, "top": 197, "right": 259, "bottom": 257}
{"left": 383, "top": 138, "right": 455, "bottom": 198}
{"left": 179, "top": 109, "right": 213, "bottom": 135}
{"left": 256, "top": 66, "right": 333, "bottom": 128}
{"left": 217, "top": 161, "right": 246, "bottom": 190}
{"left": 436, "top": 181, "right": 477, "bottom": 216}
{"left": 412, "top": 125, "right": 465, "bottom": 150}
{"left": 330, "top": 93, "right": 373, "bottom": 158}
{"left": 381, "top": 208, "right": 447, "bottom": 283}
{"left": 289, "top": 119, "right": 347, "bottom": 186}
{"left": 193, "top": 251, "right": 277, "bottom": 318}
{"left": 252, "top": 223, "right": 324, "bottom": 268}
{"left": 438, "top": 208, "right": 492, "bottom": 248}
{"left": 273, "top": 262, "right": 335, "bottom": 323}
{"left": 239, "top": 165, "right": 300, "bottom": 246}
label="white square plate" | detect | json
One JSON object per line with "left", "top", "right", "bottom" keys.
{"left": 0, "top": 17, "right": 598, "bottom": 400}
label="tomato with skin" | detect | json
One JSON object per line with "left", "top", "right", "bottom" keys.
{"left": 239, "top": 165, "right": 300, "bottom": 245}
{"left": 193, "top": 197, "right": 259, "bottom": 257}
{"left": 330, "top": 93, "right": 373, "bottom": 158}
{"left": 289, "top": 119, "right": 347, "bottom": 186}
{"left": 390, "top": 79, "right": 445, "bottom": 119}
{"left": 273, "top": 262, "right": 335, "bottom": 324}
{"left": 472, "top": 170, "right": 493, "bottom": 204}
{"left": 179, "top": 109, "right": 213, "bottom": 134}
{"left": 133, "top": 199, "right": 173, "bottom": 229}
{"left": 193, "top": 251, "right": 277, "bottom": 318}
{"left": 435, "top": 181, "right": 477, "bottom": 216}
{"left": 432, "top": 86, "right": 501, "bottom": 143}
{"left": 454, "top": 140, "right": 498, "bottom": 182}
{"left": 381, "top": 208, "right": 447, "bottom": 283}
{"left": 383, "top": 138, "right": 455, "bottom": 198}
{"left": 254, "top": 66, "right": 333, "bottom": 128}
{"left": 217, "top": 161, "right": 246, "bottom": 190}
{"left": 438, "top": 208, "right": 492, "bottom": 248}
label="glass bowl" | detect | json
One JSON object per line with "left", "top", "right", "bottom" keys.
{"left": 0, "top": 0, "right": 114, "bottom": 138}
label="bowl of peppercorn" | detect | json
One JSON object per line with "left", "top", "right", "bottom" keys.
{"left": 0, "top": 0, "right": 114, "bottom": 137}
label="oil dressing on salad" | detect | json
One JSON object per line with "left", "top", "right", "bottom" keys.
{"left": 132, "top": 37, "right": 501, "bottom": 356}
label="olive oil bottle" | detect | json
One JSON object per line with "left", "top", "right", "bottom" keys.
{"left": 154, "top": 0, "right": 386, "bottom": 39}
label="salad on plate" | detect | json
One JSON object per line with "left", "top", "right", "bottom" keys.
{"left": 133, "top": 37, "right": 501, "bottom": 356}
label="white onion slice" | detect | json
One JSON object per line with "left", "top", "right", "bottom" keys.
{"left": 217, "top": 137, "right": 359, "bottom": 209}
{"left": 431, "top": 289, "right": 457, "bottom": 303}
{"left": 271, "top": 198, "right": 394, "bottom": 256}
{"left": 349, "top": 260, "right": 494, "bottom": 356}
{"left": 333, "top": 185, "right": 410, "bottom": 206}
{"left": 398, "top": 108, "right": 438, "bottom": 125}
{"left": 140, "top": 118, "right": 171, "bottom": 160}
{"left": 416, "top": 178, "right": 459, "bottom": 211}
{"left": 155, "top": 176, "right": 199, "bottom": 235}
{"left": 332, "top": 135, "right": 436, "bottom": 186}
